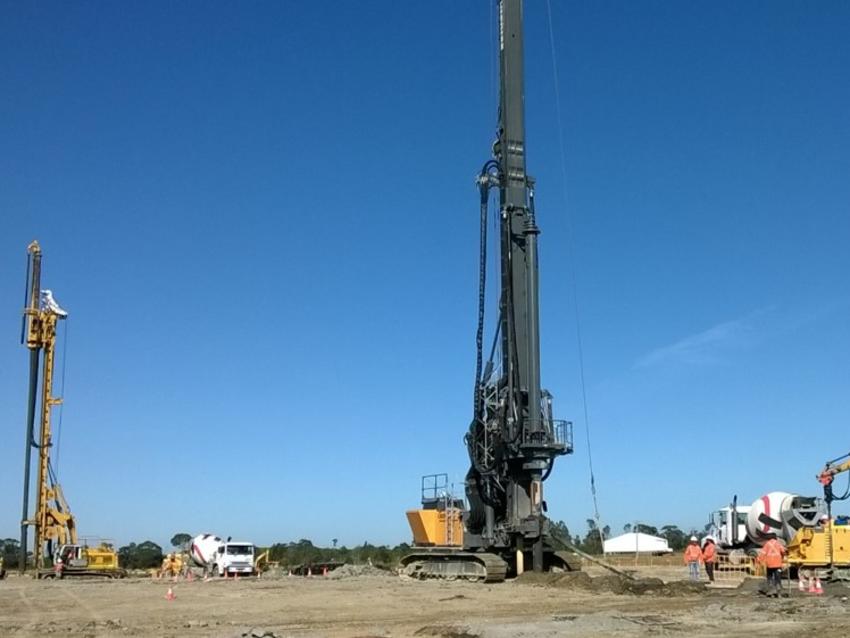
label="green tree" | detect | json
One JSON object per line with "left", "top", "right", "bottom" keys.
{"left": 660, "top": 525, "right": 687, "bottom": 551}
{"left": 1, "top": 538, "right": 20, "bottom": 570}
{"left": 550, "top": 520, "right": 572, "bottom": 545}
{"left": 581, "top": 519, "right": 603, "bottom": 554}
{"left": 118, "top": 541, "right": 163, "bottom": 569}
{"left": 170, "top": 533, "right": 192, "bottom": 551}
{"left": 623, "top": 523, "right": 632, "bottom": 534}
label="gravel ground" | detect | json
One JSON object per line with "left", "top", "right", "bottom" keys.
{"left": 2, "top": 567, "right": 849, "bottom": 637}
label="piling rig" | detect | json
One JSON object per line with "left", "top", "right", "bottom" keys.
{"left": 401, "top": 0, "right": 576, "bottom": 581}
{"left": 19, "top": 241, "right": 75, "bottom": 572}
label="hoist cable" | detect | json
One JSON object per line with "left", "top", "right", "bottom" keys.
{"left": 545, "top": 0, "right": 605, "bottom": 538}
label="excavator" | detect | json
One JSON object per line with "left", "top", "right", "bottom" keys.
{"left": 401, "top": 0, "right": 577, "bottom": 582}
{"left": 780, "top": 452, "right": 850, "bottom": 578}
{"left": 19, "top": 241, "right": 123, "bottom": 578}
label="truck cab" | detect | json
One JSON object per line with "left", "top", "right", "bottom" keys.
{"left": 709, "top": 505, "right": 751, "bottom": 549}
{"left": 214, "top": 542, "right": 255, "bottom": 576}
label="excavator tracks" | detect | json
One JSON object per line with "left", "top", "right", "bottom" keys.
{"left": 400, "top": 549, "right": 508, "bottom": 583}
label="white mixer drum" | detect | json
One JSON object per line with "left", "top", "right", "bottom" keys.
{"left": 746, "top": 492, "right": 792, "bottom": 544}
{"left": 190, "top": 533, "right": 223, "bottom": 567}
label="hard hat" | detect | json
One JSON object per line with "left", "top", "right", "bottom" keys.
{"left": 690, "top": 535, "right": 698, "bottom": 542}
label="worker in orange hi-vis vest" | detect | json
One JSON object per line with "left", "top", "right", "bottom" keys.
{"left": 701, "top": 537, "right": 717, "bottom": 583}
{"left": 757, "top": 533, "right": 787, "bottom": 597}
{"left": 683, "top": 536, "right": 702, "bottom": 581}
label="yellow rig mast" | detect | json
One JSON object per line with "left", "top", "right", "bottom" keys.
{"left": 20, "top": 241, "right": 76, "bottom": 572}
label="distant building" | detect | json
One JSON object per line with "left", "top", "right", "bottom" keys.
{"left": 603, "top": 532, "right": 672, "bottom": 555}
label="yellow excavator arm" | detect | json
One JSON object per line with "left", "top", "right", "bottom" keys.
{"left": 818, "top": 454, "right": 850, "bottom": 488}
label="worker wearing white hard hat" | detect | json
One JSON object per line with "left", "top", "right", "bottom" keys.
{"left": 683, "top": 536, "right": 702, "bottom": 582}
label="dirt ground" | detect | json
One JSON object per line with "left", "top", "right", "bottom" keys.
{"left": 3, "top": 565, "right": 850, "bottom": 638}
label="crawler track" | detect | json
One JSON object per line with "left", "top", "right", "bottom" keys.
{"left": 400, "top": 549, "right": 508, "bottom": 582}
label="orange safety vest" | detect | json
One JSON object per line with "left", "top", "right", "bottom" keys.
{"left": 759, "top": 539, "right": 785, "bottom": 569}
{"left": 702, "top": 542, "right": 716, "bottom": 563}
{"left": 684, "top": 544, "right": 702, "bottom": 563}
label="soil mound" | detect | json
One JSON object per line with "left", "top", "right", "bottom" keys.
{"left": 327, "top": 563, "right": 394, "bottom": 579}
{"left": 515, "top": 571, "right": 706, "bottom": 596}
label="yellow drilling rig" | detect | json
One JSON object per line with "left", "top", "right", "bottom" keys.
{"left": 19, "top": 241, "right": 122, "bottom": 578}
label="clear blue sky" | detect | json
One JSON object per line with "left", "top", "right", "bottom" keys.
{"left": 2, "top": 1, "right": 849, "bottom": 550}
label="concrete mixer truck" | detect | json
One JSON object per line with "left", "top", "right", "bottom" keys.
{"left": 190, "top": 534, "right": 255, "bottom": 577}
{"left": 709, "top": 492, "right": 824, "bottom": 555}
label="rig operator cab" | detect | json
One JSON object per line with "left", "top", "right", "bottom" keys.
{"left": 48, "top": 542, "right": 125, "bottom": 579}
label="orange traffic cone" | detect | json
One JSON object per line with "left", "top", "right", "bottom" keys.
{"left": 814, "top": 578, "right": 824, "bottom": 595}
{"left": 165, "top": 587, "right": 176, "bottom": 601}
{"left": 307, "top": 567, "right": 312, "bottom": 577}
{"left": 288, "top": 569, "right": 292, "bottom": 577}
{"left": 798, "top": 577, "right": 806, "bottom": 592}
{"left": 187, "top": 570, "right": 194, "bottom": 582}
{"left": 322, "top": 566, "right": 328, "bottom": 577}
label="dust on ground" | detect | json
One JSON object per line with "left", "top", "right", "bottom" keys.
{"left": 2, "top": 567, "right": 850, "bottom": 637}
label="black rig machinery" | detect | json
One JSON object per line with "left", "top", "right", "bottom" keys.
{"left": 401, "top": 0, "right": 576, "bottom": 582}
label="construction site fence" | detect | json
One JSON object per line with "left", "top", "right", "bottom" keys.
{"left": 590, "top": 553, "right": 756, "bottom": 582}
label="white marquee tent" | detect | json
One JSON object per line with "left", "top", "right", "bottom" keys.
{"left": 603, "top": 532, "right": 672, "bottom": 554}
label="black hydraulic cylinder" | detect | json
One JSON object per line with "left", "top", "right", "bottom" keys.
{"left": 20, "top": 349, "right": 39, "bottom": 573}
{"left": 524, "top": 196, "right": 542, "bottom": 437}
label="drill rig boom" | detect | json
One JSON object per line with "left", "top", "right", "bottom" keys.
{"left": 20, "top": 241, "right": 76, "bottom": 573}
{"left": 402, "top": 0, "right": 575, "bottom": 581}
{"left": 464, "top": 0, "right": 572, "bottom": 575}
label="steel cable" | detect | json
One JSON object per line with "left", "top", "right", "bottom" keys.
{"left": 545, "top": 0, "right": 605, "bottom": 539}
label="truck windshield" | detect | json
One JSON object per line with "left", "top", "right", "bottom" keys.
{"left": 226, "top": 545, "right": 253, "bottom": 556}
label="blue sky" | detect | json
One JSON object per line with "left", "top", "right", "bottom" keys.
{"left": 1, "top": 1, "right": 848, "bottom": 550}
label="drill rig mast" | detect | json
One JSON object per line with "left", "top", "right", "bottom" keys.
{"left": 19, "top": 241, "right": 76, "bottom": 573}
{"left": 402, "top": 0, "right": 574, "bottom": 581}
{"left": 465, "top": 0, "right": 572, "bottom": 575}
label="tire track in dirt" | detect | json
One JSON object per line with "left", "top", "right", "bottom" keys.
{"left": 57, "top": 584, "right": 106, "bottom": 624}
{"left": 16, "top": 585, "right": 38, "bottom": 630}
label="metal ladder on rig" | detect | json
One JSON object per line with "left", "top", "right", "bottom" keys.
{"left": 443, "top": 488, "right": 455, "bottom": 547}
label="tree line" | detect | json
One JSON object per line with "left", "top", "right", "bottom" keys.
{"left": 118, "top": 535, "right": 413, "bottom": 570}
{"left": 551, "top": 519, "right": 701, "bottom": 553}
{"left": 4, "top": 520, "right": 702, "bottom": 571}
